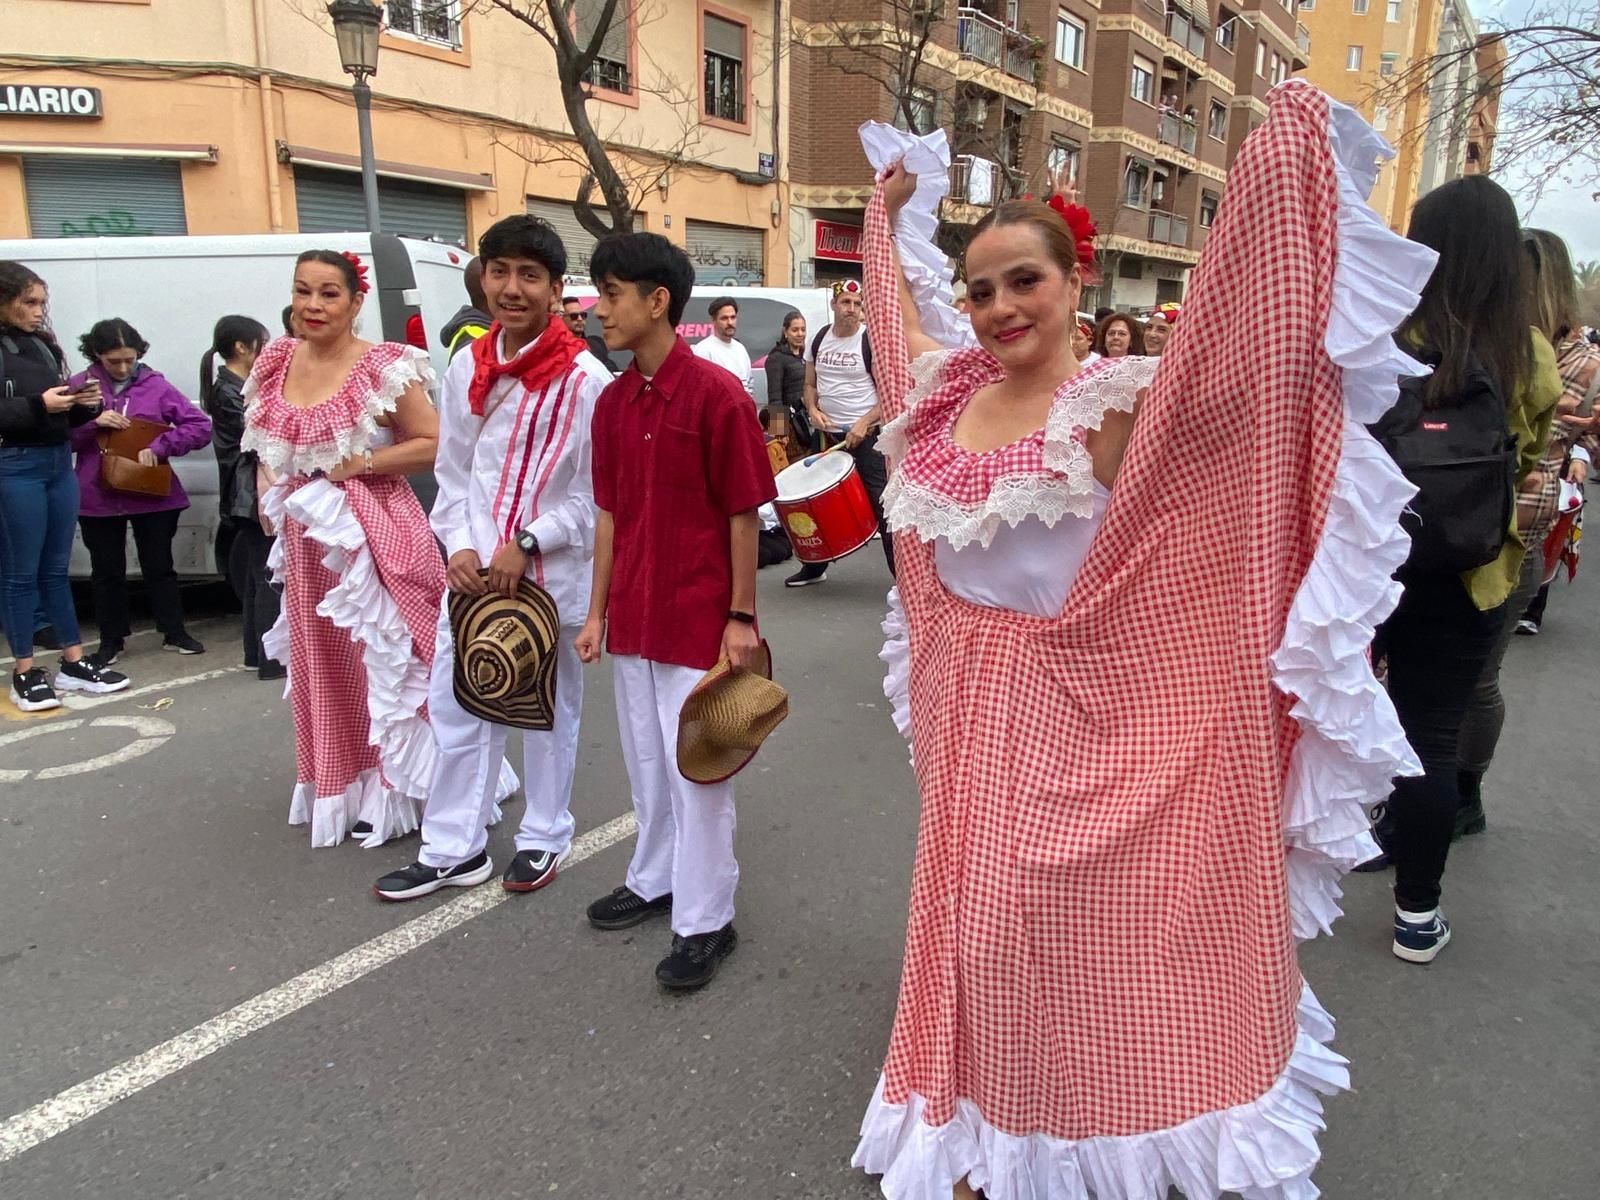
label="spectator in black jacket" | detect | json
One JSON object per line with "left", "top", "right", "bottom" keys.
{"left": 0, "top": 261, "right": 129, "bottom": 710}
{"left": 764, "top": 310, "right": 809, "bottom": 448}
{"left": 201, "top": 314, "right": 282, "bottom": 680}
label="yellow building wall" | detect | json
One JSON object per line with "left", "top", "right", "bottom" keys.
{"left": 0, "top": 0, "right": 790, "bottom": 278}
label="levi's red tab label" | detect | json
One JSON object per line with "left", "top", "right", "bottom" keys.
{"left": 1421, "top": 421, "right": 1448, "bottom": 431}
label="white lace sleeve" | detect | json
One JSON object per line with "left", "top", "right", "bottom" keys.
{"left": 370, "top": 346, "right": 438, "bottom": 419}
{"left": 877, "top": 349, "right": 954, "bottom": 464}
{"left": 1042, "top": 356, "right": 1159, "bottom": 476}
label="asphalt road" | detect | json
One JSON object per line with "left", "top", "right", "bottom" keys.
{"left": 1, "top": 550, "right": 1595, "bottom": 1199}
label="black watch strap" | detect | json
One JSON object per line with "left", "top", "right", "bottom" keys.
{"left": 726, "top": 609, "right": 756, "bottom": 625}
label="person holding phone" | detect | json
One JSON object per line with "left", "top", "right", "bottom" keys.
{"left": 0, "top": 262, "right": 129, "bottom": 711}
{"left": 68, "top": 318, "right": 213, "bottom": 664}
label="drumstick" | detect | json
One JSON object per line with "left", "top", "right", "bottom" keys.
{"left": 801, "top": 443, "right": 852, "bottom": 468}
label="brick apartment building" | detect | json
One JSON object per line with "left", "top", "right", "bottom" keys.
{"left": 789, "top": 0, "right": 1307, "bottom": 309}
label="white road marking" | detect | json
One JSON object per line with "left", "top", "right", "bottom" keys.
{"left": 63, "top": 666, "right": 250, "bottom": 712}
{"left": 0, "top": 716, "right": 175, "bottom": 782}
{"left": 0, "top": 811, "right": 639, "bottom": 1163}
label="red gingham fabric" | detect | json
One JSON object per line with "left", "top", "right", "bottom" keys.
{"left": 250, "top": 346, "right": 445, "bottom": 797}
{"left": 862, "top": 84, "right": 1345, "bottom": 1139}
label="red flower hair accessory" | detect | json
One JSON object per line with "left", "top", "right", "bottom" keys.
{"left": 340, "top": 251, "right": 372, "bottom": 294}
{"left": 1045, "top": 194, "right": 1098, "bottom": 272}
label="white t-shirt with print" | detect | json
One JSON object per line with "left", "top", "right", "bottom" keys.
{"left": 806, "top": 324, "right": 878, "bottom": 426}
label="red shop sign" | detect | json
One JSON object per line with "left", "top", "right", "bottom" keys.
{"left": 813, "top": 219, "right": 863, "bottom": 263}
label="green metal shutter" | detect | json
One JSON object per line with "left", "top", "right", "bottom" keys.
{"left": 525, "top": 197, "right": 601, "bottom": 280}
{"left": 684, "top": 220, "right": 764, "bottom": 286}
{"left": 24, "top": 156, "right": 186, "bottom": 238}
{"left": 293, "top": 166, "right": 467, "bottom": 245}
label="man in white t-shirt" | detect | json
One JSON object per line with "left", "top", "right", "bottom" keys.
{"left": 690, "top": 296, "right": 754, "bottom": 398}
{"left": 787, "top": 278, "right": 894, "bottom": 586}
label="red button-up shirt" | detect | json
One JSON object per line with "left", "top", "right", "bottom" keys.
{"left": 592, "top": 337, "right": 778, "bottom": 670}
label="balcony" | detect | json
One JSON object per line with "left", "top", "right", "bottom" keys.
{"left": 1157, "top": 110, "right": 1199, "bottom": 156}
{"left": 1150, "top": 210, "right": 1191, "bottom": 246}
{"left": 1296, "top": 23, "right": 1311, "bottom": 55}
{"left": 1164, "top": 9, "right": 1211, "bottom": 63}
{"left": 957, "top": 7, "right": 1035, "bottom": 82}
{"left": 950, "top": 155, "right": 999, "bottom": 207}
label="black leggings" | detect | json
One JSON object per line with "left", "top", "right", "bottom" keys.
{"left": 78, "top": 510, "right": 189, "bottom": 643}
{"left": 1374, "top": 573, "right": 1504, "bottom": 911}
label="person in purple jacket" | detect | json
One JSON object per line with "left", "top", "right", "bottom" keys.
{"left": 68, "top": 318, "right": 213, "bottom": 663}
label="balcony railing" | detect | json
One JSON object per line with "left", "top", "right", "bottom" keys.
{"left": 957, "top": 7, "right": 1035, "bottom": 82}
{"left": 387, "top": 0, "right": 462, "bottom": 47}
{"left": 1157, "top": 110, "right": 1199, "bottom": 156}
{"left": 950, "top": 155, "right": 998, "bottom": 207}
{"left": 1150, "top": 211, "right": 1191, "bottom": 246}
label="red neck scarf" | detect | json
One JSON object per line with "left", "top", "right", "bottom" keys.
{"left": 467, "top": 318, "right": 583, "bottom": 415}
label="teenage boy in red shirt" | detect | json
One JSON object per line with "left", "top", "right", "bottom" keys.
{"left": 577, "top": 233, "right": 777, "bottom": 991}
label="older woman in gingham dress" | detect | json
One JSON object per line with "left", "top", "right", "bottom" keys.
{"left": 853, "top": 81, "right": 1438, "bottom": 1198}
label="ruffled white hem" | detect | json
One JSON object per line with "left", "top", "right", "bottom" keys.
{"left": 880, "top": 586, "right": 912, "bottom": 745}
{"left": 260, "top": 478, "right": 518, "bottom": 849}
{"left": 853, "top": 985, "right": 1347, "bottom": 1200}
{"left": 857, "top": 84, "right": 1433, "bottom": 1197}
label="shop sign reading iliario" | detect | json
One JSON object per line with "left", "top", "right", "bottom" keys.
{"left": 0, "top": 85, "right": 103, "bottom": 118}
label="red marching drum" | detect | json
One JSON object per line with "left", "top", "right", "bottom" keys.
{"left": 773, "top": 451, "right": 878, "bottom": 564}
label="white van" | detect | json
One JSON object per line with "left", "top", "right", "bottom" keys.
{"left": 0, "top": 233, "right": 471, "bottom": 578}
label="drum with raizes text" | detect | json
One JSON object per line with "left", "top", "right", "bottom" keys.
{"left": 773, "top": 450, "right": 878, "bottom": 564}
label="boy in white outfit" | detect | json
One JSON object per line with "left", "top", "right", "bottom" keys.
{"left": 375, "top": 215, "right": 610, "bottom": 901}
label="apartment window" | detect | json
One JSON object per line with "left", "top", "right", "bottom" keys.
{"left": 386, "top": 0, "right": 462, "bottom": 47}
{"left": 1151, "top": 170, "right": 1168, "bottom": 205}
{"left": 1131, "top": 55, "right": 1156, "bottom": 104}
{"left": 1200, "top": 189, "right": 1219, "bottom": 227}
{"left": 1273, "top": 54, "right": 1289, "bottom": 84}
{"left": 1386, "top": 0, "right": 1402, "bottom": 19}
{"left": 1345, "top": 45, "right": 1363, "bottom": 71}
{"left": 1256, "top": 42, "right": 1266, "bottom": 76}
{"left": 1379, "top": 51, "right": 1398, "bottom": 76}
{"left": 576, "top": 0, "right": 631, "bottom": 93}
{"left": 1299, "top": 0, "right": 1315, "bottom": 8}
{"left": 1123, "top": 158, "right": 1151, "bottom": 207}
{"left": 1215, "top": 9, "right": 1237, "bottom": 50}
{"left": 894, "top": 85, "right": 938, "bottom": 135}
{"left": 1046, "top": 138, "right": 1081, "bottom": 184}
{"left": 1055, "top": 11, "right": 1087, "bottom": 69}
{"left": 1207, "top": 99, "right": 1227, "bottom": 140}
{"left": 1352, "top": 0, "right": 1368, "bottom": 12}
{"left": 1373, "top": 104, "right": 1389, "bottom": 131}
{"left": 702, "top": 10, "right": 747, "bottom": 125}
{"left": 1000, "top": 103, "right": 1027, "bottom": 171}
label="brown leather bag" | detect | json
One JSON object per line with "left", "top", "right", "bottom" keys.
{"left": 97, "top": 417, "right": 174, "bottom": 498}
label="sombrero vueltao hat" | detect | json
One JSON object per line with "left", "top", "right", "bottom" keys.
{"left": 448, "top": 574, "right": 561, "bottom": 731}
{"left": 676, "top": 642, "right": 789, "bottom": 784}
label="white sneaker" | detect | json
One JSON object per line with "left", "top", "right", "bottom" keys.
{"left": 54, "top": 657, "right": 131, "bottom": 695}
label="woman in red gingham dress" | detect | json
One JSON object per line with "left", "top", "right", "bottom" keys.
{"left": 853, "top": 82, "right": 1439, "bottom": 1198}
{"left": 244, "top": 250, "right": 463, "bottom": 849}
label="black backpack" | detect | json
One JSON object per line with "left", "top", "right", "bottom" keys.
{"left": 1368, "top": 349, "right": 1515, "bottom": 575}
{"left": 809, "top": 324, "right": 872, "bottom": 375}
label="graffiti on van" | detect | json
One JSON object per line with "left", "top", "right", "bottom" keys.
{"left": 58, "top": 210, "right": 158, "bottom": 238}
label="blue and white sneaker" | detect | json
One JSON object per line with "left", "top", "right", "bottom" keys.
{"left": 1393, "top": 908, "right": 1451, "bottom": 963}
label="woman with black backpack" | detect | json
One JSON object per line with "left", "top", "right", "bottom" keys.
{"left": 0, "top": 262, "right": 130, "bottom": 711}
{"left": 1360, "top": 177, "right": 1562, "bottom": 964}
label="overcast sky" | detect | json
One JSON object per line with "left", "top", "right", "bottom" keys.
{"left": 1469, "top": 0, "right": 1599, "bottom": 262}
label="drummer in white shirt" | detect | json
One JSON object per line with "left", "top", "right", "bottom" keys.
{"left": 786, "top": 278, "right": 894, "bottom": 586}
{"left": 691, "top": 297, "right": 754, "bottom": 399}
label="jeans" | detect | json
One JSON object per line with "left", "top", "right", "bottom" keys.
{"left": 797, "top": 429, "right": 895, "bottom": 577}
{"left": 1375, "top": 572, "right": 1505, "bottom": 912}
{"left": 1456, "top": 544, "right": 1544, "bottom": 780}
{"left": 0, "top": 443, "right": 82, "bottom": 659}
{"left": 227, "top": 518, "right": 281, "bottom": 666}
{"left": 78, "top": 509, "right": 188, "bottom": 643}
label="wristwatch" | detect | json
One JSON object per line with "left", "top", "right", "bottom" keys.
{"left": 726, "top": 610, "right": 756, "bottom": 625}
{"left": 515, "top": 528, "right": 540, "bottom": 556}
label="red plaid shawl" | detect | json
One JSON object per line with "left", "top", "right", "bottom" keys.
{"left": 864, "top": 85, "right": 1344, "bottom": 1139}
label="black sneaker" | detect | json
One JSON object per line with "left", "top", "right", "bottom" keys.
{"left": 89, "top": 638, "right": 125, "bottom": 668}
{"left": 1393, "top": 908, "right": 1451, "bottom": 964}
{"left": 372, "top": 850, "right": 493, "bottom": 901}
{"left": 784, "top": 563, "right": 829, "bottom": 588}
{"left": 1453, "top": 800, "right": 1487, "bottom": 841}
{"left": 54, "top": 657, "right": 130, "bottom": 695}
{"left": 502, "top": 848, "right": 565, "bottom": 893}
{"left": 587, "top": 885, "right": 672, "bottom": 930}
{"left": 10, "top": 668, "right": 60, "bottom": 713}
{"left": 655, "top": 924, "right": 738, "bottom": 991}
{"left": 1352, "top": 800, "right": 1394, "bottom": 872}
{"left": 163, "top": 632, "right": 205, "bottom": 655}
{"left": 351, "top": 821, "right": 374, "bottom": 837}
{"left": 258, "top": 660, "right": 287, "bottom": 682}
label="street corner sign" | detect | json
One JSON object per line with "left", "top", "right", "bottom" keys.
{"left": 0, "top": 85, "right": 104, "bottom": 118}
{"left": 813, "top": 219, "right": 863, "bottom": 263}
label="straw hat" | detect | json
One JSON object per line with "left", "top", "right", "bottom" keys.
{"left": 676, "top": 642, "right": 788, "bottom": 784}
{"left": 448, "top": 575, "right": 561, "bottom": 730}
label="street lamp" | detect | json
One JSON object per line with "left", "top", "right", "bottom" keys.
{"left": 327, "top": 0, "right": 384, "bottom": 232}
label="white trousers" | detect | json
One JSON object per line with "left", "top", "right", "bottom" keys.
{"left": 613, "top": 654, "right": 738, "bottom": 937}
{"left": 419, "top": 597, "right": 583, "bottom": 869}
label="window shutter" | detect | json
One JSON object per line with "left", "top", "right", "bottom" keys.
{"left": 24, "top": 157, "right": 186, "bottom": 238}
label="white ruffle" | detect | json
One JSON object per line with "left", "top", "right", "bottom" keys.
{"left": 886, "top": 476, "right": 1096, "bottom": 551}
{"left": 1041, "top": 357, "right": 1158, "bottom": 477}
{"left": 877, "top": 350, "right": 953, "bottom": 466}
{"left": 854, "top": 984, "right": 1348, "bottom": 1200}
{"left": 1270, "top": 90, "right": 1432, "bottom": 938}
{"left": 880, "top": 586, "right": 912, "bottom": 743}
{"left": 242, "top": 347, "right": 436, "bottom": 478}
{"left": 858, "top": 123, "right": 977, "bottom": 351}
